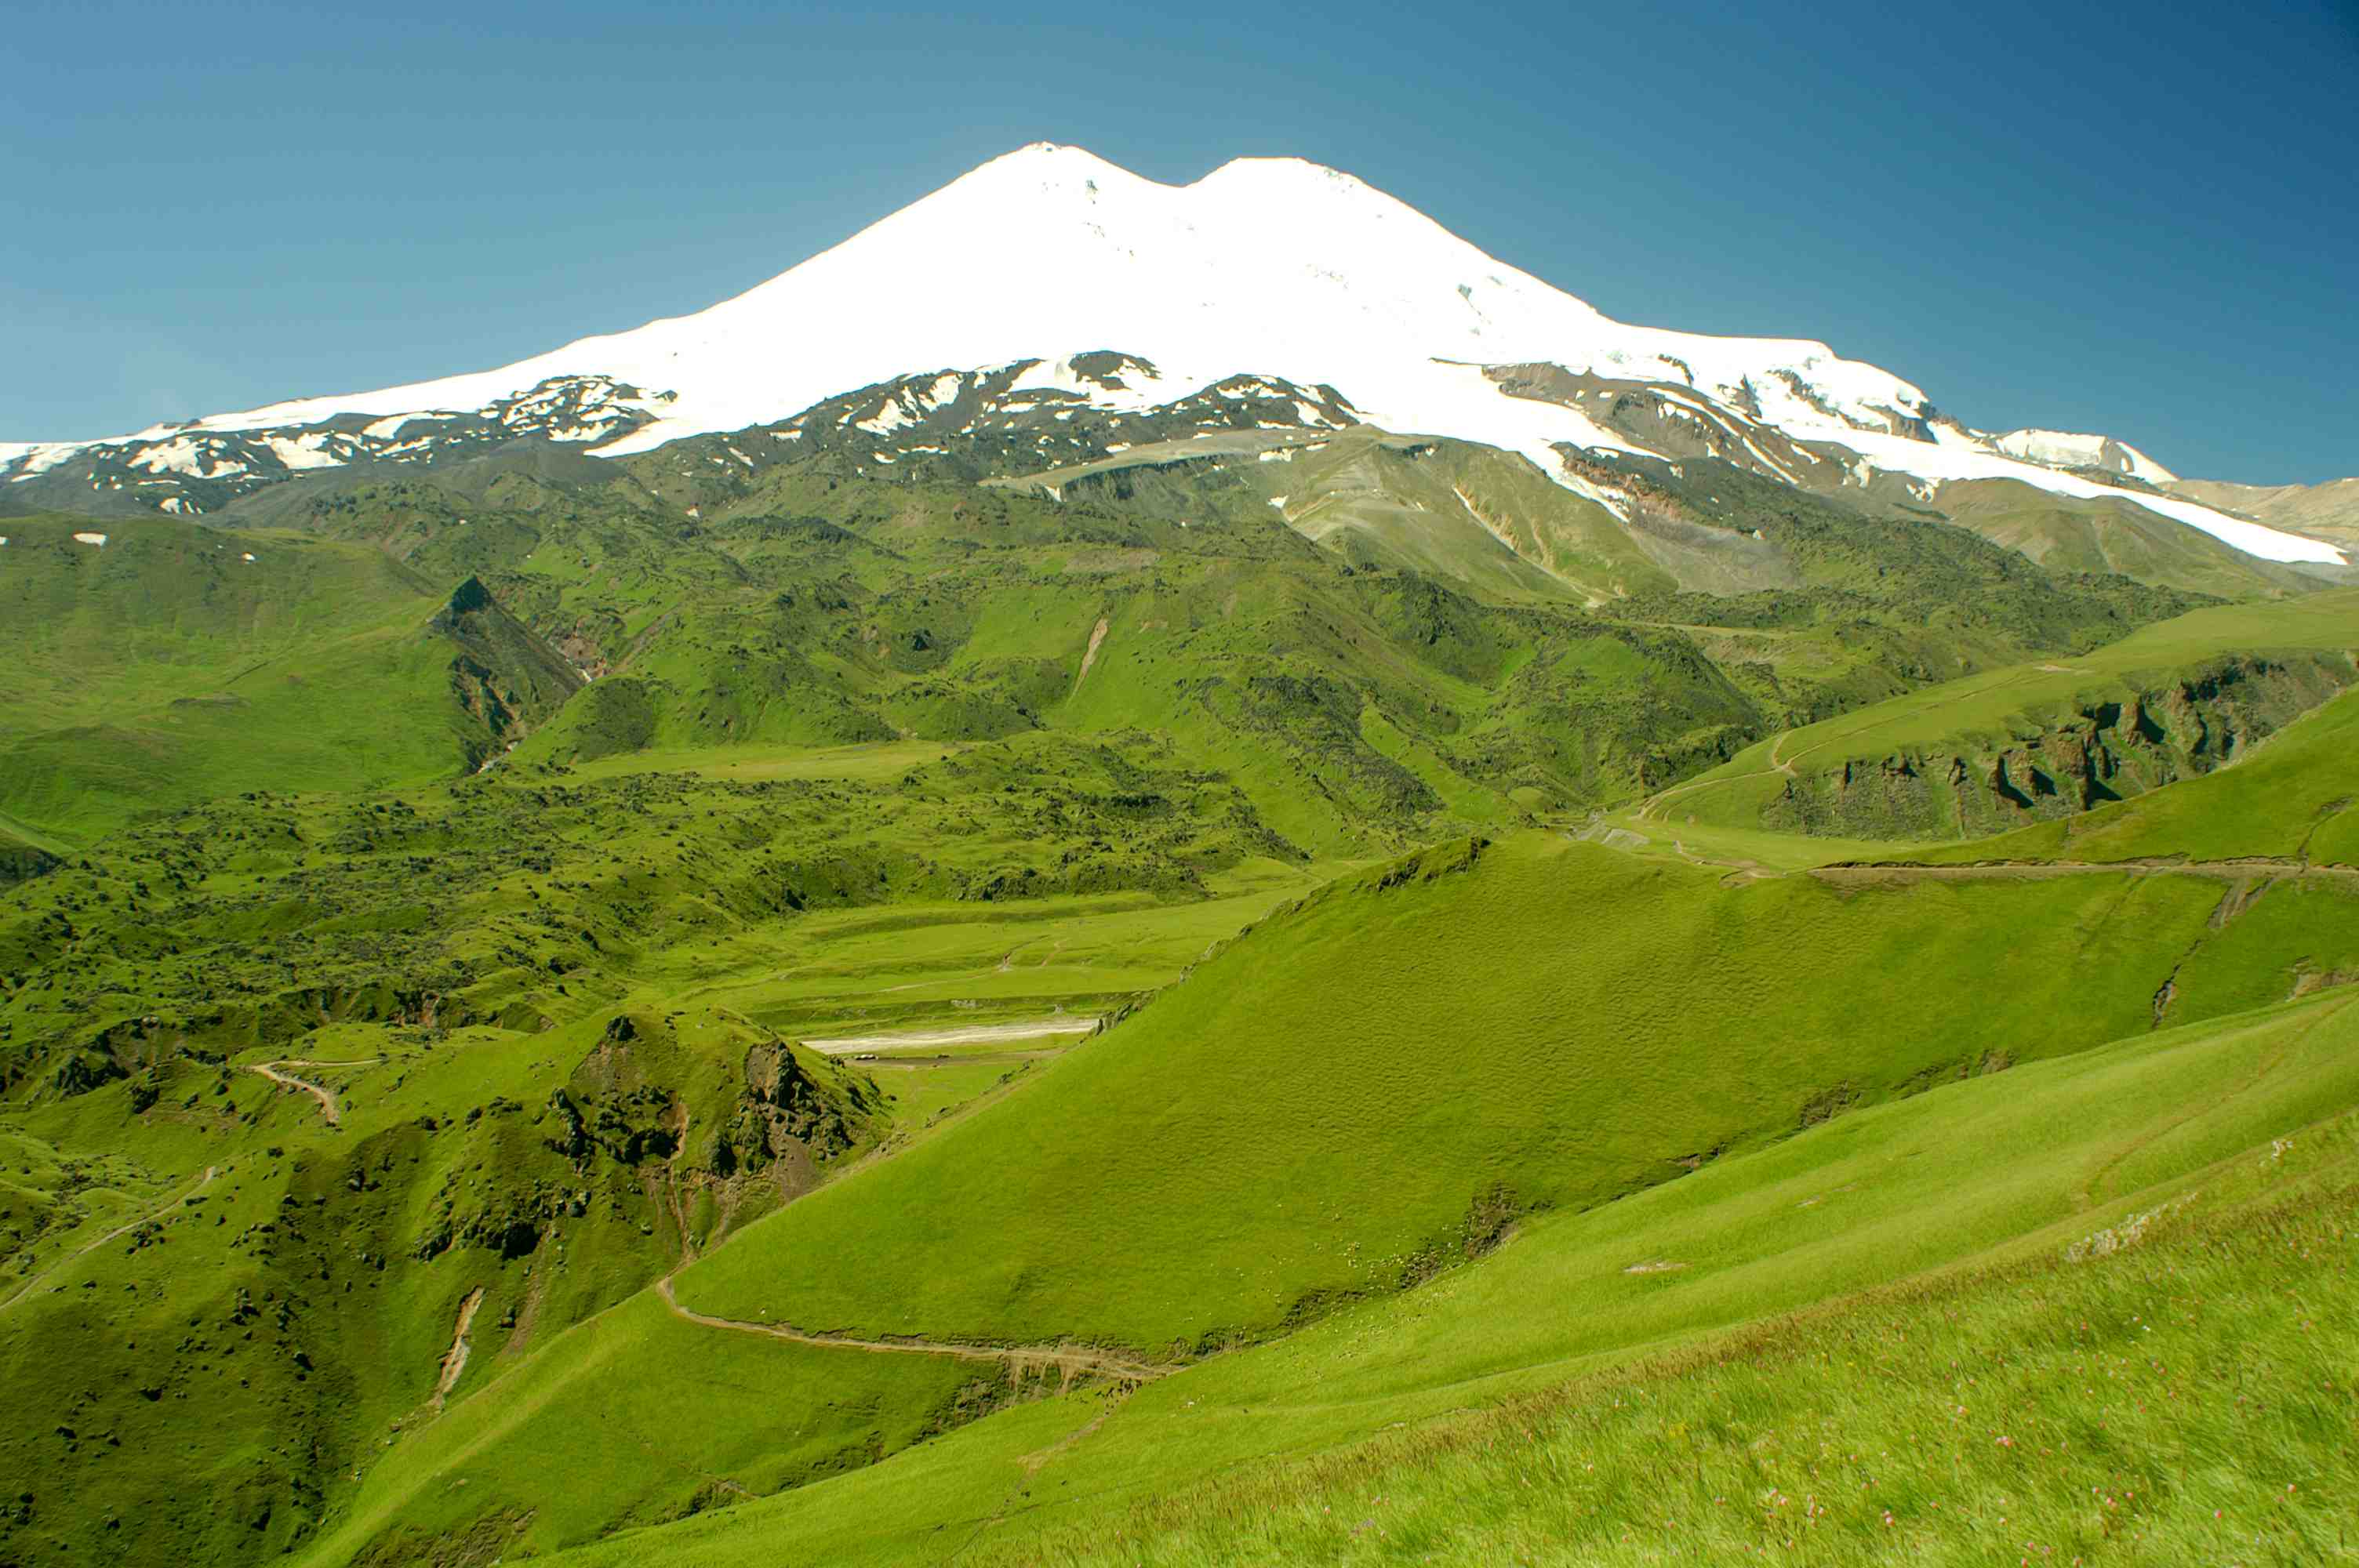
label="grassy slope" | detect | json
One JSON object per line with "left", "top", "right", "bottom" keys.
{"left": 0, "top": 740, "right": 1339, "bottom": 1566}
{"left": 671, "top": 829, "right": 2359, "bottom": 1351}
{"left": 0, "top": 1002, "right": 895, "bottom": 1566}
{"left": 1933, "top": 477, "right": 2317, "bottom": 600}
{"left": 0, "top": 630, "right": 486, "bottom": 844}
{"left": 0, "top": 514, "right": 437, "bottom": 739}
{"left": 0, "top": 514, "right": 585, "bottom": 844}
{"left": 538, "top": 986, "right": 2359, "bottom": 1568}
{"left": 979, "top": 1109, "right": 2359, "bottom": 1566}
{"left": 28, "top": 685, "right": 2335, "bottom": 1568}
{"left": 1653, "top": 588, "right": 2359, "bottom": 835}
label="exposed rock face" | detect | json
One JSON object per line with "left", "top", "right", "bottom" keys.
{"left": 427, "top": 575, "right": 588, "bottom": 767}
{"left": 720, "top": 1042, "right": 885, "bottom": 1177}
{"left": 1761, "top": 654, "right": 2357, "bottom": 838}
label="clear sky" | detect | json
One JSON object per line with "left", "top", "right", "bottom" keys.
{"left": 5, "top": 0, "right": 2354, "bottom": 482}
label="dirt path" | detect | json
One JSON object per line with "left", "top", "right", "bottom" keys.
{"left": 0, "top": 1165, "right": 216, "bottom": 1316}
{"left": 802, "top": 1018, "right": 1099, "bottom": 1054}
{"left": 1636, "top": 734, "right": 1795, "bottom": 822}
{"left": 1806, "top": 857, "right": 2359, "bottom": 889}
{"left": 433, "top": 1287, "right": 486, "bottom": 1409}
{"left": 654, "top": 1277, "right": 1165, "bottom": 1383}
{"left": 245, "top": 1057, "right": 381, "bottom": 1124}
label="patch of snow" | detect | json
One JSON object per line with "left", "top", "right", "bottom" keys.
{"left": 259, "top": 433, "right": 343, "bottom": 470}
{"left": 1736, "top": 434, "right": 1801, "bottom": 486}
{"left": 73, "top": 531, "right": 107, "bottom": 546}
{"left": 855, "top": 400, "right": 915, "bottom": 435}
{"left": 1993, "top": 427, "right": 2179, "bottom": 484}
{"left": 362, "top": 412, "right": 448, "bottom": 439}
{"left": 129, "top": 437, "right": 225, "bottom": 477}
{"left": 5, "top": 442, "right": 83, "bottom": 481}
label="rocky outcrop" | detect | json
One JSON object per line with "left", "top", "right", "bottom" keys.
{"left": 714, "top": 1041, "right": 886, "bottom": 1178}
{"left": 1761, "top": 654, "right": 2356, "bottom": 839}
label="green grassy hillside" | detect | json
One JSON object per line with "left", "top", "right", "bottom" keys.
{"left": 526, "top": 986, "right": 2359, "bottom": 1568}
{"left": 670, "top": 829, "right": 2359, "bottom": 1352}
{"left": 0, "top": 514, "right": 438, "bottom": 739}
{"left": 1651, "top": 589, "right": 2359, "bottom": 840}
{"left": 1933, "top": 477, "right": 2320, "bottom": 600}
{"left": 0, "top": 732, "right": 1342, "bottom": 1564}
{"left": 0, "top": 1000, "right": 894, "bottom": 1567}
{"left": 4, "top": 414, "right": 2353, "bottom": 1568}
{"left": 0, "top": 515, "right": 584, "bottom": 844}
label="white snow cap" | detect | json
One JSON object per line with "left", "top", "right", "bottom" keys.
{"left": 5, "top": 143, "right": 2339, "bottom": 564}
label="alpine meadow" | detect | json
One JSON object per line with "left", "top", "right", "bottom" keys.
{"left": 3, "top": 126, "right": 2356, "bottom": 1568}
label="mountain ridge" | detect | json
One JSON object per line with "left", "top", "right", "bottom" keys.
{"left": 3, "top": 143, "right": 2343, "bottom": 568}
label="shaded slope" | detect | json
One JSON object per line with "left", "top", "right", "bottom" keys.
{"left": 427, "top": 575, "right": 587, "bottom": 768}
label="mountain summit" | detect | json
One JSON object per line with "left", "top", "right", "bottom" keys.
{"left": 1, "top": 143, "right": 2340, "bottom": 564}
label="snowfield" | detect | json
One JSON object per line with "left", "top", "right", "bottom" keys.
{"left": 2, "top": 143, "right": 2340, "bottom": 565}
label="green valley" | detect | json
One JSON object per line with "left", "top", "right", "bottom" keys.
{"left": 2, "top": 384, "right": 2353, "bottom": 1568}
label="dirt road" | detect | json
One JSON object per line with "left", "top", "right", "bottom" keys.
{"left": 655, "top": 1277, "right": 1164, "bottom": 1383}
{"left": 245, "top": 1057, "right": 381, "bottom": 1124}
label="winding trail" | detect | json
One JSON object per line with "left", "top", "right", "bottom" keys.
{"left": 0, "top": 1165, "right": 216, "bottom": 1316}
{"left": 1637, "top": 731, "right": 1796, "bottom": 822}
{"left": 244, "top": 1057, "right": 381, "bottom": 1124}
{"left": 654, "top": 1277, "right": 1165, "bottom": 1384}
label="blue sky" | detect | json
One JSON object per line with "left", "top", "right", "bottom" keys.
{"left": 5, "top": 0, "right": 2353, "bottom": 482}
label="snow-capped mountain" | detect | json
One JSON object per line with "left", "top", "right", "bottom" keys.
{"left": 3, "top": 143, "right": 2341, "bottom": 565}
